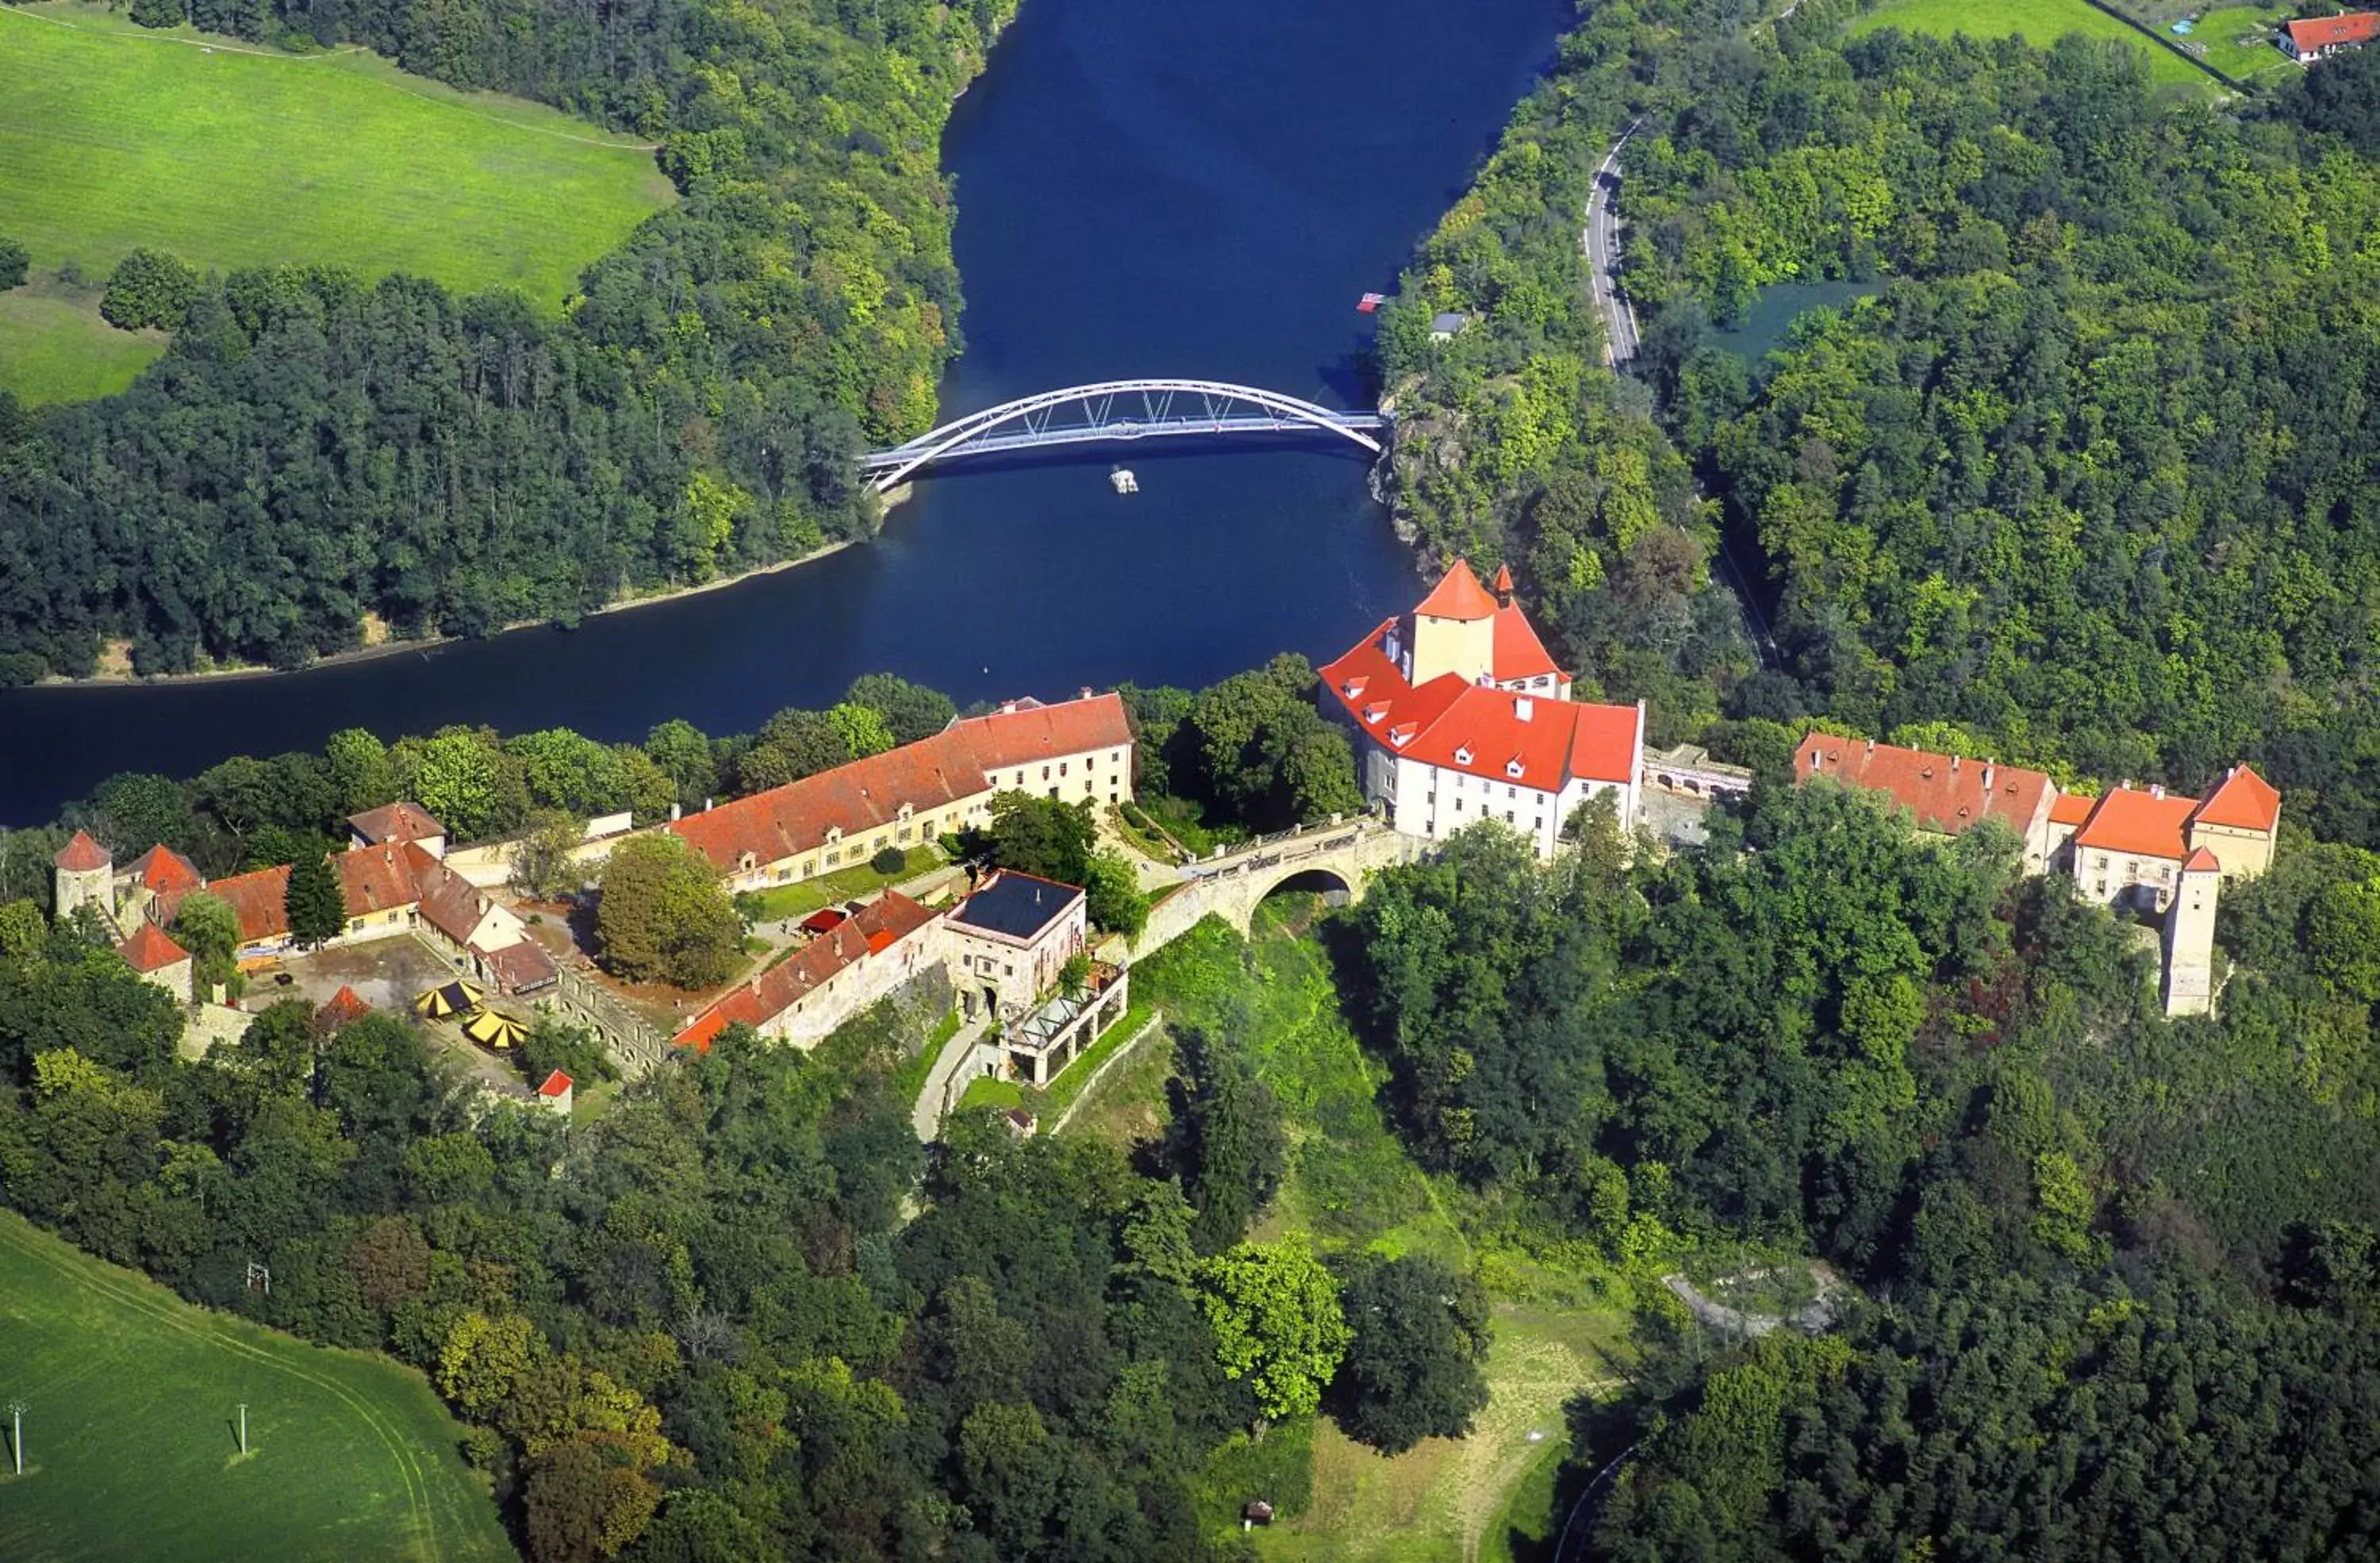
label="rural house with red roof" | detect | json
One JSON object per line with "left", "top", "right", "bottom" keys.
{"left": 51, "top": 800, "right": 557, "bottom": 996}
{"left": 1320, "top": 561, "right": 1644, "bottom": 858}
{"left": 1796, "top": 733, "right": 2283, "bottom": 1017}
{"left": 665, "top": 690, "right": 1134, "bottom": 893}
{"left": 2283, "top": 10, "right": 2380, "bottom": 60}
{"left": 116, "top": 921, "right": 193, "bottom": 1004}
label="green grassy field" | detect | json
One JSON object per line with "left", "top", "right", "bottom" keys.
{"left": 1851, "top": 0, "right": 2217, "bottom": 90}
{"left": 0, "top": 2, "right": 673, "bottom": 403}
{"left": 0, "top": 1211, "right": 513, "bottom": 1563}
{"left": 2180, "top": 3, "right": 2295, "bottom": 81}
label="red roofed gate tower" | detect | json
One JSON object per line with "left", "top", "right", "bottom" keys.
{"left": 1319, "top": 561, "right": 1645, "bottom": 858}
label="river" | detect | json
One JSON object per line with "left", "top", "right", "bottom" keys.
{"left": 0, "top": 0, "right": 1575, "bottom": 826}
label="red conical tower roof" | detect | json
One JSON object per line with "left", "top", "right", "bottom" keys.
{"left": 1414, "top": 560, "right": 1498, "bottom": 621}
{"left": 55, "top": 830, "right": 110, "bottom": 872}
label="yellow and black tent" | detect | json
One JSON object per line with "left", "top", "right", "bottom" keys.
{"left": 462, "top": 1009, "right": 528, "bottom": 1050}
{"left": 413, "top": 980, "right": 484, "bottom": 1020}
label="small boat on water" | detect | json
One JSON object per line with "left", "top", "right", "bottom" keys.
{"left": 1110, "top": 468, "right": 1139, "bottom": 495}
{"left": 1356, "top": 292, "right": 1388, "bottom": 313}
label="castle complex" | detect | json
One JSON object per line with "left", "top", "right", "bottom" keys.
{"left": 1321, "top": 561, "right": 1645, "bottom": 858}
{"left": 1794, "top": 734, "right": 2282, "bottom": 1016}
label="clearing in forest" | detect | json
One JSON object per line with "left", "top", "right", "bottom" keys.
{"left": 1850, "top": 0, "right": 2218, "bottom": 91}
{"left": 0, "top": 1, "right": 674, "bottom": 403}
{"left": 0, "top": 1210, "right": 513, "bottom": 1563}
{"left": 1096, "top": 905, "right": 1633, "bottom": 1563}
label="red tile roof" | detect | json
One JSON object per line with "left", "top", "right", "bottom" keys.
{"left": 209, "top": 866, "right": 292, "bottom": 946}
{"left": 1414, "top": 560, "right": 1499, "bottom": 621}
{"left": 117, "top": 920, "right": 189, "bottom": 973}
{"left": 1324, "top": 619, "right": 1640, "bottom": 789}
{"left": 1795, "top": 735, "right": 2054, "bottom": 841}
{"left": 478, "top": 938, "right": 558, "bottom": 993}
{"left": 2191, "top": 764, "right": 2282, "bottom": 834}
{"left": 536, "top": 1070, "right": 574, "bottom": 1098}
{"left": 2072, "top": 787, "right": 2199, "bottom": 862}
{"left": 54, "top": 830, "right": 109, "bottom": 872}
{"left": 1493, "top": 563, "right": 1514, "bottom": 595}
{"left": 347, "top": 801, "right": 445, "bottom": 846}
{"left": 674, "top": 891, "right": 939, "bottom": 1051}
{"left": 2049, "top": 793, "right": 2095, "bottom": 827}
{"left": 315, "top": 985, "right": 374, "bottom": 1031}
{"left": 1491, "top": 601, "right": 1561, "bottom": 684}
{"left": 126, "top": 844, "right": 203, "bottom": 895}
{"left": 668, "top": 693, "right": 1130, "bottom": 875}
{"left": 334, "top": 845, "right": 422, "bottom": 918}
{"left": 951, "top": 691, "right": 1133, "bottom": 772}
{"left": 2288, "top": 12, "right": 2380, "bottom": 50}
{"left": 409, "top": 847, "right": 489, "bottom": 945}
{"left": 2184, "top": 846, "right": 2221, "bottom": 873}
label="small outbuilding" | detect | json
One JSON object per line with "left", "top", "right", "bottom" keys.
{"left": 1429, "top": 311, "right": 1470, "bottom": 341}
{"left": 536, "top": 1070, "right": 574, "bottom": 1116}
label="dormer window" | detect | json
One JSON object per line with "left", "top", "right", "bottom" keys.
{"left": 1389, "top": 724, "right": 1416, "bottom": 748}
{"left": 739, "top": 852, "right": 757, "bottom": 872}
{"left": 1345, "top": 676, "right": 1368, "bottom": 699}
{"left": 1363, "top": 702, "right": 1388, "bottom": 724}
{"left": 826, "top": 826, "right": 843, "bottom": 845}
{"left": 1506, "top": 758, "right": 1524, "bottom": 779}
{"left": 1453, "top": 745, "right": 1473, "bottom": 766}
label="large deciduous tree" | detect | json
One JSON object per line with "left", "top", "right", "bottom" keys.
{"left": 595, "top": 834, "right": 741, "bottom": 988}
{"left": 1193, "top": 1238, "right": 1352, "bottom": 1426}
{"left": 1329, "top": 1254, "right": 1491, "bottom": 1454}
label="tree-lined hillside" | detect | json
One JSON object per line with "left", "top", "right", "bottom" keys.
{"left": 0, "top": 0, "right": 1014, "bottom": 678}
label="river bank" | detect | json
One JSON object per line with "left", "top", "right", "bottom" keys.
{"left": 0, "top": 0, "right": 1568, "bottom": 826}
{"left": 31, "top": 539, "right": 865, "bottom": 690}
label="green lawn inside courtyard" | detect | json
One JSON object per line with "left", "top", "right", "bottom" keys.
{"left": 1851, "top": 0, "right": 2218, "bottom": 91}
{"left": 741, "top": 845, "right": 946, "bottom": 924}
{"left": 0, "top": 1, "right": 674, "bottom": 403}
{"left": 0, "top": 1210, "right": 513, "bottom": 1563}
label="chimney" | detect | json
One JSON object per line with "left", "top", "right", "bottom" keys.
{"left": 1950, "top": 755, "right": 1961, "bottom": 773}
{"left": 1514, "top": 696, "right": 1533, "bottom": 723}
{"left": 1866, "top": 738, "right": 1876, "bottom": 754}
{"left": 1078, "top": 686, "right": 1093, "bottom": 701}
{"left": 1000, "top": 700, "right": 1018, "bottom": 716}
{"left": 2150, "top": 784, "right": 2165, "bottom": 801}
{"left": 670, "top": 802, "right": 681, "bottom": 821}
{"left": 1983, "top": 763, "right": 1995, "bottom": 790}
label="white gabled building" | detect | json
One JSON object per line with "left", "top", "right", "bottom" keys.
{"left": 1320, "top": 560, "right": 1645, "bottom": 858}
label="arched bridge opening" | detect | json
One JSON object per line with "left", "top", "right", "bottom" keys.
{"left": 860, "top": 379, "right": 1389, "bottom": 492}
{"left": 1251, "top": 866, "right": 1357, "bottom": 928}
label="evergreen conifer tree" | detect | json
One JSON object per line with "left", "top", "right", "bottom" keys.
{"left": 285, "top": 852, "right": 347, "bottom": 947}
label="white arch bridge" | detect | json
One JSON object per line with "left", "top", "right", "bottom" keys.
{"left": 860, "top": 379, "right": 1389, "bottom": 492}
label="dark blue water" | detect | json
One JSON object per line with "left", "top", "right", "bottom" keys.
{"left": 0, "top": 0, "right": 1573, "bottom": 825}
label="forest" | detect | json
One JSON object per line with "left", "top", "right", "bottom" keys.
{"left": 1363, "top": 2, "right": 2380, "bottom": 1550}
{"left": 1377, "top": 0, "right": 2380, "bottom": 845}
{"left": 0, "top": 0, "right": 1012, "bottom": 679}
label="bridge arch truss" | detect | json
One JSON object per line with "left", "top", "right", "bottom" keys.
{"left": 861, "top": 379, "right": 1387, "bottom": 492}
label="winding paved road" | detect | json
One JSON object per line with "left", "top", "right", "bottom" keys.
{"left": 1583, "top": 121, "right": 1643, "bottom": 367}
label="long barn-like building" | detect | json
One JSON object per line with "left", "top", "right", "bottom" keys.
{"left": 665, "top": 692, "right": 1135, "bottom": 892}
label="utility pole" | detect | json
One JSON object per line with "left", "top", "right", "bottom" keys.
{"left": 237, "top": 1404, "right": 248, "bottom": 1456}
{"left": 5, "top": 1400, "right": 25, "bottom": 1477}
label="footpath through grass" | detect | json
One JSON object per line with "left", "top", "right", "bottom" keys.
{"left": 1083, "top": 904, "right": 1636, "bottom": 1562}
{"left": 1851, "top": 0, "right": 2217, "bottom": 91}
{"left": 0, "top": 1, "right": 674, "bottom": 403}
{"left": 0, "top": 1209, "right": 512, "bottom": 1563}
